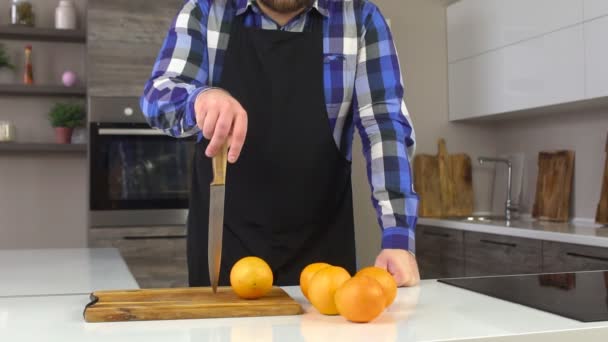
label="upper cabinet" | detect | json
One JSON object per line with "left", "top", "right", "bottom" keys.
{"left": 447, "top": 0, "right": 583, "bottom": 62}
{"left": 449, "top": 25, "right": 585, "bottom": 120}
{"left": 87, "top": 0, "right": 184, "bottom": 97}
{"left": 584, "top": 0, "right": 608, "bottom": 20}
{"left": 585, "top": 15, "right": 608, "bottom": 99}
{"left": 448, "top": 0, "right": 608, "bottom": 121}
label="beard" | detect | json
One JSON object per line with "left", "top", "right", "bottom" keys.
{"left": 257, "top": 0, "right": 315, "bottom": 13}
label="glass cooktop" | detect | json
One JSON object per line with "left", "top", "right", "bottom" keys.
{"left": 439, "top": 271, "right": 608, "bottom": 322}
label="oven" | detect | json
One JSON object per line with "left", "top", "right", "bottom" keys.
{"left": 88, "top": 97, "right": 196, "bottom": 227}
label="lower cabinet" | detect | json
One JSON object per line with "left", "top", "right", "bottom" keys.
{"left": 417, "top": 226, "right": 608, "bottom": 278}
{"left": 416, "top": 226, "right": 465, "bottom": 279}
{"left": 542, "top": 241, "right": 608, "bottom": 273}
{"left": 89, "top": 226, "right": 188, "bottom": 288}
{"left": 464, "top": 231, "right": 542, "bottom": 277}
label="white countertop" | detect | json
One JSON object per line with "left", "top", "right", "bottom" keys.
{"left": 1, "top": 281, "right": 607, "bottom": 342}
{"left": 0, "top": 248, "right": 138, "bottom": 297}
{"left": 418, "top": 217, "right": 608, "bottom": 248}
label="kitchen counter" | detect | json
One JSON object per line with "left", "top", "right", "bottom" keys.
{"left": 2, "top": 248, "right": 608, "bottom": 341}
{"left": 418, "top": 217, "right": 608, "bottom": 248}
{"left": 0, "top": 248, "right": 138, "bottom": 297}
{"left": 1, "top": 281, "right": 608, "bottom": 341}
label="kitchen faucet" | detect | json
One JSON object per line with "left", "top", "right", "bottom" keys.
{"left": 478, "top": 157, "right": 518, "bottom": 222}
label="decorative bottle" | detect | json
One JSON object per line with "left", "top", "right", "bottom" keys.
{"left": 24, "top": 45, "right": 34, "bottom": 85}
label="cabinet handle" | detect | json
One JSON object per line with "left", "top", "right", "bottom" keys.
{"left": 123, "top": 235, "right": 186, "bottom": 240}
{"left": 423, "top": 231, "right": 451, "bottom": 238}
{"left": 480, "top": 239, "right": 517, "bottom": 248}
{"left": 566, "top": 252, "right": 608, "bottom": 263}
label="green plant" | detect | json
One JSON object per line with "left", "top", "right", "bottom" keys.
{"left": 0, "top": 44, "right": 15, "bottom": 70}
{"left": 16, "top": 2, "right": 35, "bottom": 26}
{"left": 48, "top": 103, "right": 85, "bottom": 128}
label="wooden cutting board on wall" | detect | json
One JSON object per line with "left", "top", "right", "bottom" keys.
{"left": 413, "top": 139, "right": 474, "bottom": 217}
{"left": 532, "top": 150, "right": 575, "bottom": 222}
{"left": 597, "top": 134, "right": 608, "bottom": 225}
{"left": 84, "top": 287, "right": 303, "bottom": 322}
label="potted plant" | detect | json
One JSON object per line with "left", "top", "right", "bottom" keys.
{"left": 48, "top": 103, "right": 85, "bottom": 144}
{"left": 0, "top": 44, "right": 15, "bottom": 84}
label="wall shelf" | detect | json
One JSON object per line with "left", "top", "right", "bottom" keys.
{"left": 0, "top": 25, "right": 85, "bottom": 43}
{"left": 0, "top": 84, "right": 86, "bottom": 97}
{"left": 0, "top": 142, "right": 87, "bottom": 153}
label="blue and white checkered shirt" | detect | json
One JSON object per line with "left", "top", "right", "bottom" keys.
{"left": 140, "top": 0, "right": 419, "bottom": 253}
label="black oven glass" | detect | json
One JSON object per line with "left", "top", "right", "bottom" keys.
{"left": 90, "top": 123, "right": 196, "bottom": 210}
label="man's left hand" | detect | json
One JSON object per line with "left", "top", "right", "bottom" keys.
{"left": 375, "top": 249, "right": 420, "bottom": 287}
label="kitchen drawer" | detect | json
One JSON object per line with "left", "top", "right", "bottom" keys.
{"left": 416, "top": 226, "right": 465, "bottom": 279}
{"left": 543, "top": 241, "right": 608, "bottom": 273}
{"left": 89, "top": 226, "right": 188, "bottom": 288}
{"left": 464, "top": 231, "right": 542, "bottom": 277}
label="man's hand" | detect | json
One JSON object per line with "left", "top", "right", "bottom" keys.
{"left": 195, "top": 89, "right": 248, "bottom": 163}
{"left": 375, "top": 249, "right": 420, "bottom": 287}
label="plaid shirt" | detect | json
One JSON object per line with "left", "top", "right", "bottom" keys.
{"left": 141, "top": 0, "right": 419, "bottom": 253}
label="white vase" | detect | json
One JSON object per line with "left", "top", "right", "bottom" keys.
{"left": 55, "top": 0, "right": 77, "bottom": 30}
{"left": 0, "top": 68, "right": 15, "bottom": 84}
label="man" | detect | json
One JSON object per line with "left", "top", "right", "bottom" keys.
{"left": 141, "top": 0, "right": 420, "bottom": 287}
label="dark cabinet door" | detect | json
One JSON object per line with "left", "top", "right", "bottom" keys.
{"left": 87, "top": 0, "right": 185, "bottom": 97}
{"left": 465, "top": 231, "right": 542, "bottom": 277}
{"left": 416, "top": 226, "right": 465, "bottom": 279}
{"left": 543, "top": 241, "right": 608, "bottom": 273}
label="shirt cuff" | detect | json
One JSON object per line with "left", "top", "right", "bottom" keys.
{"left": 381, "top": 226, "right": 416, "bottom": 255}
{"left": 185, "top": 86, "right": 213, "bottom": 129}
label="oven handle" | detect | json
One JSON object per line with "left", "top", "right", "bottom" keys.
{"left": 98, "top": 128, "right": 167, "bottom": 136}
{"left": 123, "top": 235, "right": 186, "bottom": 240}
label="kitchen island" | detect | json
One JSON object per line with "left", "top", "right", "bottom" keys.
{"left": 1, "top": 248, "right": 607, "bottom": 341}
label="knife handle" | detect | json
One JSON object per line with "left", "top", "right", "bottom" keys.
{"left": 211, "top": 143, "right": 228, "bottom": 186}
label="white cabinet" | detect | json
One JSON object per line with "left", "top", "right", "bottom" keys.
{"left": 448, "top": 0, "right": 583, "bottom": 62}
{"left": 585, "top": 16, "right": 608, "bottom": 99}
{"left": 449, "top": 25, "right": 585, "bottom": 120}
{"left": 584, "top": 0, "right": 608, "bottom": 20}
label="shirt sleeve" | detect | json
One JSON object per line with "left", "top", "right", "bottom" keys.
{"left": 140, "top": 0, "right": 211, "bottom": 138}
{"left": 353, "top": 3, "right": 419, "bottom": 254}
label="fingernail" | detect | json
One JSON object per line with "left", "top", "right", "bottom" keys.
{"left": 228, "top": 155, "right": 236, "bottom": 163}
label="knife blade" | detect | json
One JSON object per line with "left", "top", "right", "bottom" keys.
{"left": 208, "top": 143, "right": 228, "bottom": 294}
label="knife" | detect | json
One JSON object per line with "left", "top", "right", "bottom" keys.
{"left": 208, "top": 143, "right": 228, "bottom": 293}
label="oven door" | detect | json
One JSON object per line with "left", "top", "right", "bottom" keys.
{"left": 90, "top": 122, "right": 196, "bottom": 219}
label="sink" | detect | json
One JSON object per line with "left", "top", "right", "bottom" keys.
{"left": 459, "top": 215, "right": 506, "bottom": 223}
{"left": 440, "top": 215, "right": 506, "bottom": 223}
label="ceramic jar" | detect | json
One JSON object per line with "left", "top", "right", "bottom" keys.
{"left": 55, "top": 0, "right": 77, "bottom": 30}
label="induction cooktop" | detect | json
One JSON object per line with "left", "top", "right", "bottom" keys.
{"left": 439, "top": 271, "right": 608, "bottom": 322}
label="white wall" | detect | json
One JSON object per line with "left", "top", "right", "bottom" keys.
{"left": 353, "top": 0, "right": 498, "bottom": 267}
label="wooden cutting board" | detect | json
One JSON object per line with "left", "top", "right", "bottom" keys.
{"left": 532, "top": 150, "right": 575, "bottom": 222}
{"left": 413, "top": 154, "right": 441, "bottom": 217}
{"left": 597, "top": 134, "right": 608, "bottom": 225}
{"left": 84, "top": 287, "right": 303, "bottom": 323}
{"left": 413, "top": 139, "right": 474, "bottom": 217}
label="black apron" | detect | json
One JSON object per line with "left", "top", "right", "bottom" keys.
{"left": 187, "top": 11, "right": 356, "bottom": 286}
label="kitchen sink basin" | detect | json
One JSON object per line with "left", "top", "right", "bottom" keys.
{"left": 440, "top": 215, "right": 507, "bottom": 223}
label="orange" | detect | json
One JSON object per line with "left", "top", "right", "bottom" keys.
{"left": 307, "top": 266, "right": 351, "bottom": 315}
{"left": 335, "top": 275, "right": 386, "bottom": 323}
{"left": 230, "top": 256, "right": 273, "bottom": 299}
{"left": 356, "top": 266, "right": 398, "bottom": 307}
{"left": 299, "top": 262, "right": 331, "bottom": 300}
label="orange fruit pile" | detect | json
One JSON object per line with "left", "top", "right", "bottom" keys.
{"left": 230, "top": 256, "right": 273, "bottom": 299}
{"left": 300, "top": 263, "right": 398, "bottom": 323}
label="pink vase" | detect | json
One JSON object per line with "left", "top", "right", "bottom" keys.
{"left": 55, "top": 127, "right": 73, "bottom": 144}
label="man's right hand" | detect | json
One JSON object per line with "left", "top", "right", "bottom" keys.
{"left": 195, "top": 88, "right": 248, "bottom": 163}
